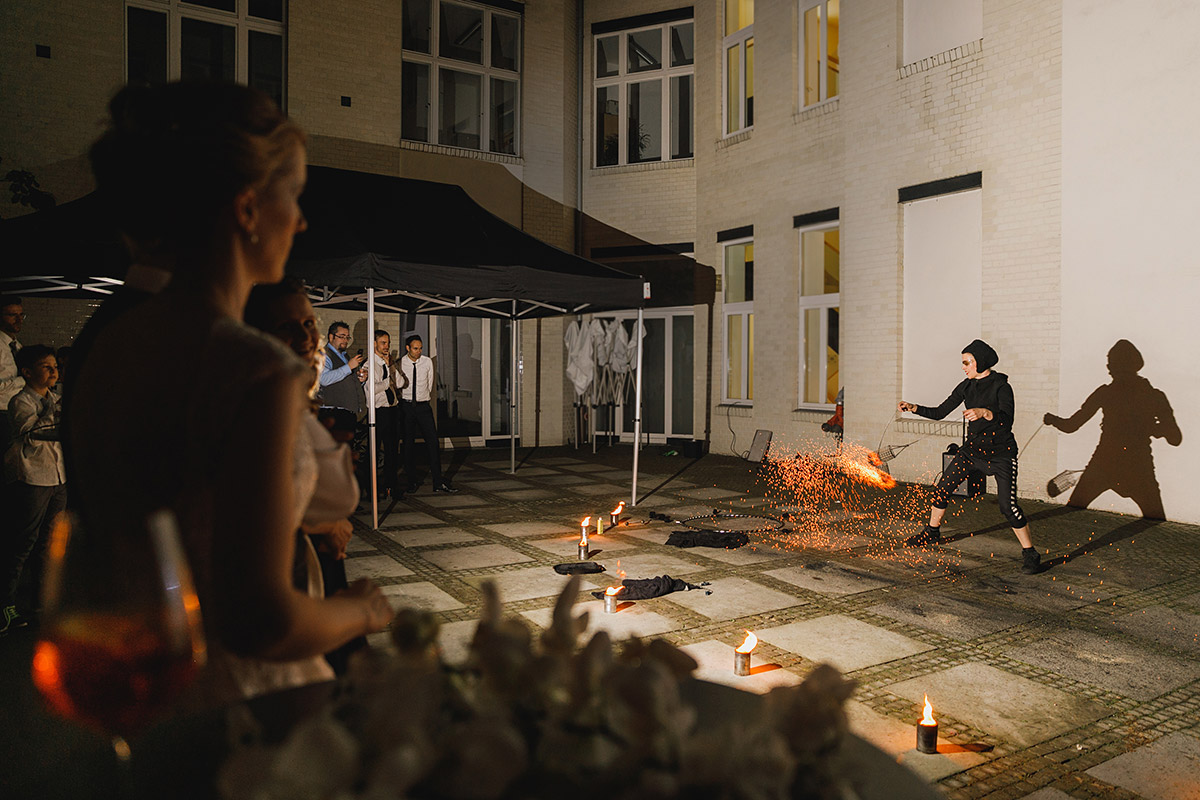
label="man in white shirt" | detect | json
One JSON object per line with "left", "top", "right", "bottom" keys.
{"left": 399, "top": 334, "right": 455, "bottom": 493}
{"left": 370, "top": 329, "right": 401, "bottom": 498}
{"left": 0, "top": 296, "right": 25, "bottom": 450}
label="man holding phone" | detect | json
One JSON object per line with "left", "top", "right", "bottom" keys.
{"left": 316, "top": 321, "right": 366, "bottom": 415}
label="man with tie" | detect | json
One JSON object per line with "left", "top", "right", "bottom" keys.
{"left": 370, "top": 329, "right": 401, "bottom": 498}
{"left": 316, "top": 321, "right": 366, "bottom": 415}
{"left": 400, "top": 334, "right": 455, "bottom": 493}
{"left": 0, "top": 296, "right": 26, "bottom": 450}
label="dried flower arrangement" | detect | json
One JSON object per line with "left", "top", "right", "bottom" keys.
{"left": 219, "top": 576, "right": 857, "bottom": 800}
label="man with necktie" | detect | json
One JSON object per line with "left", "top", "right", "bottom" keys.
{"left": 370, "top": 329, "right": 401, "bottom": 498}
{"left": 400, "top": 334, "right": 455, "bottom": 493}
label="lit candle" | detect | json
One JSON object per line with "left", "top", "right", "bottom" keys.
{"left": 610, "top": 502, "right": 625, "bottom": 527}
{"left": 580, "top": 516, "right": 590, "bottom": 547}
{"left": 734, "top": 630, "right": 757, "bottom": 676}
{"left": 578, "top": 537, "right": 589, "bottom": 560}
{"left": 916, "top": 695, "right": 938, "bottom": 753}
{"left": 603, "top": 585, "right": 623, "bottom": 613}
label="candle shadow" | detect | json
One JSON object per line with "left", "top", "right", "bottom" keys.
{"left": 936, "top": 743, "right": 994, "bottom": 754}
{"left": 614, "top": 600, "right": 636, "bottom": 612}
{"left": 749, "top": 663, "right": 782, "bottom": 675}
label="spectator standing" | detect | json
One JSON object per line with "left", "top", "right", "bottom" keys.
{"left": 1, "top": 345, "right": 66, "bottom": 634}
{"left": 399, "top": 334, "right": 455, "bottom": 493}
{"left": 0, "top": 296, "right": 25, "bottom": 449}
{"left": 370, "top": 329, "right": 401, "bottom": 498}
{"left": 316, "top": 321, "right": 366, "bottom": 415}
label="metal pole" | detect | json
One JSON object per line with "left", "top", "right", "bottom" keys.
{"left": 510, "top": 303, "right": 517, "bottom": 474}
{"left": 631, "top": 307, "right": 644, "bottom": 507}
{"left": 367, "top": 288, "right": 378, "bottom": 530}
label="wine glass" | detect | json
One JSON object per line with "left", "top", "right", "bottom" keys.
{"left": 30, "top": 510, "right": 206, "bottom": 774}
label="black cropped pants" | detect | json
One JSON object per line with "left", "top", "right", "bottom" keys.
{"left": 933, "top": 451, "right": 1027, "bottom": 528}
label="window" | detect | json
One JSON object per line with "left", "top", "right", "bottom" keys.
{"left": 723, "top": 0, "right": 753, "bottom": 134}
{"left": 800, "top": 0, "right": 839, "bottom": 108}
{"left": 797, "top": 223, "right": 839, "bottom": 407}
{"left": 903, "top": 0, "right": 982, "bottom": 65}
{"left": 593, "top": 18, "right": 693, "bottom": 167}
{"left": 125, "top": 1, "right": 285, "bottom": 109}
{"left": 402, "top": 0, "right": 521, "bottom": 156}
{"left": 723, "top": 239, "right": 754, "bottom": 404}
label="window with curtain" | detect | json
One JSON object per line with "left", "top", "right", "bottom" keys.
{"left": 723, "top": 0, "right": 753, "bottom": 134}
{"left": 723, "top": 239, "right": 754, "bottom": 403}
{"left": 797, "top": 223, "right": 840, "bottom": 407}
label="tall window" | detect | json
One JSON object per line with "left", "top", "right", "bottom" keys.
{"left": 798, "top": 223, "right": 839, "bottom": 407}
{"left": 126, "top": 1, "right": 286, "bottom": 109}
{"left": 723, "top": 0, "right": 754, "bottom": 134}
{"left": 800, "top": 0, "right": 839, "bottom": 108}
{"left": 594, "top": 18, "right": 694, "bottom": 167}
{"left": 402, "top": 0, "right": 522, "bottom": 155}
{"left": 723, "top": 239, "right": 754, "bottom": 404}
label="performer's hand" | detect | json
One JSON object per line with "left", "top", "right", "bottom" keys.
{"left": 963, "top": 407, "right": 993, "bottom": 422}
{"left": 897, "top": 401, "right": 917, "bottom": 413}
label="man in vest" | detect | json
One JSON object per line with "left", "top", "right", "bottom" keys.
{"left": 399, "top": 334, "right": 455, "bottom": 493}
{"left": 316, "top": 321, "right": 366, "bottom": 415}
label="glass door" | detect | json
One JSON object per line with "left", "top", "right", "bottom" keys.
{"left": 595, "top": 309, "right": 694, "bottom": 443}
{"left": 431, "top": 316, "right": 518, "bottom": 445}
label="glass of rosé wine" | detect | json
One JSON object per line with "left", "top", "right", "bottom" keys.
{"left": 30, "top": 510, "right": 206, "bottom": 774}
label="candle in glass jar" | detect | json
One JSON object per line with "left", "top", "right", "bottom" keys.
{"left": 916, "top": 695, "right": 938, "bottom": 753}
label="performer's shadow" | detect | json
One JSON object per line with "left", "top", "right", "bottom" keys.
{"left": 1044, "top": 340, "right": 1181, "bottom": 520}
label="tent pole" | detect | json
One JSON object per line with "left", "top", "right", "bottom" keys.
{"left": 631, "top": 307, "right": 644, "bottom": 508}
{"left": 368, "top": 288, "right": 378, "bottom": 530}
{"left": 510, "top": 306, "right": 517, "bottom": 474}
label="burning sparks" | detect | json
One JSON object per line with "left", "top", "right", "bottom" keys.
{"left": 736, "top": 630, "right": 758, "bottom": 653}
{"left": 921, "top": 695, "right": 935, "bottom": 725}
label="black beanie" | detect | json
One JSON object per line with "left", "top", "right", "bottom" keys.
{"left": 962, "top": 339, "right": 998, "bottom": 372}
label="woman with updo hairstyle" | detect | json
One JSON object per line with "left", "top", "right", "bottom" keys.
{"left": 67, "top": 82, "right": 392, "bottom": 705}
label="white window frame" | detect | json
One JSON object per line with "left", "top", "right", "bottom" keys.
{"left": 797, "top": 221, "right": 839, "bottom": 409}
{"left": 401, "top": 0, "right": 522, "bottom": 156}
{"left": 722, "top": 237, "right": 754, "bottom": 406}
{"left": 799, "top": 0, "right": 838, "bottom": 109}
{"left": 722, "top": 17, "right": 753, "bottom": 135}
{"left": 592, "top": 20, "right": 694, "bottom": 168}
{"left": 125, "top": 0, "right": 286, "bottom": 105}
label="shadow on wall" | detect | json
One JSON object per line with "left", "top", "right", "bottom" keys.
{"left": 1044, "top": 340, "right": 1182, "bottom": 519}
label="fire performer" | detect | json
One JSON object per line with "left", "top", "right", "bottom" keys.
{"left": 897, "top": 340, "right": 1042, "bottom": 574}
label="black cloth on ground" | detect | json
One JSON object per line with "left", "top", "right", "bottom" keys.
{"left": 553, "top": 562, "right": 606, "bottom": 574}
{"left": 665, "top": 529, "right": 749, "bottom": 549}
{"left": 590, "top": 574, "right": 711, "bottom": 600}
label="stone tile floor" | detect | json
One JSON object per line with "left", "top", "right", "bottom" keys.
{"left": 351, "top": 445, "right": 1200, "bottom": 800}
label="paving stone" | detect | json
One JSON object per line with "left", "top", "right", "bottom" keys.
{"left": 381, "top": 582, "right": 465, "bottom": 612}
{"left": 567, "top": 483, "right": 627, "bottom": 497}
{"left": 420, "top": 543, "right": 534, "bottom": 571}
{"left": 666, "top": 576, "right": 803, "bottom": 620}
{"left": 483, "top": 520, "right": 575, "bottom": 538}
{"left": 521, "top": 599, "right": 679, "bottom": 640}
{"left": 1085, "top": 731, "right": 1200, "bottom": 800}
{"left": 888, "top": 663, "right": 1110, "bottom": 747}
{"left": 1112, "top": 605, "right": 1200, "bottom": 655}
{"left": 419, "top": 493, "right": 489, "bottom": 508}
{"left": 462, "top": 566, "right": 599, "bottom": 603}
{"left": 605, "top": 552, "right": 707, "bottom": 579}
{"left": 869, "top": 593, "right": 1033, "bottom": 641}
{"left": 377, "top": 511, "right": 444, "bottom": 527}
{"left": 344, "top": 555, "right": 415, "bottom": 581}
{"left": 767, "top": 562, "right": 893, "bottom": 595}
{"left": 436, "top": 619, "right": 479, "bottom": 666}
{"left": 843, "top": 700, "right": 992, "bottom": 780}
{"left": 757, "top": 614, "right": 933, "bottom": 672}
{"left": 509, "top": 467, "right": 562, "bottom": 476}
{"left": 1004, "top": 628, "right": 1200, "bottom": 701}
{"left": 617, "top": 528, "right": 672, "bottom": 545}
{"left": 1016, "top": 789, "right": 1075, "bottom": 800}
{"left": 470, "top": 479, "right": 527, "bottom": 490}
{"left": 680, "top": 639, "right": 802, "bottom": 694}
{"left": 561, "top": 463, "right": 609, "bottom": 472}
{"left": 526, "top": 535, "right": 637, "bottom": 560}
{"left": 537, "top": 474, "right": 594, "bottom": 486}
{"left": 476, "top": 459, "right": 520, "bottom": 469}
{"left": 1053, "top": 555, "right": 1180, "bottom": 591}
{"left": 953, "top": 571, "right": 1091, "bottom": 612}
{"left": 696, "top": 544, "right": 796, "bottom": 565}
{"left": 678, "top": 487, "right": 747, "bottom": 499}
{"left": 531, "top": 457, "right": 587, "bottom": 465}
{"left": 382, "top": 527, "right": 481, "bottom": 547}
{"left": 494, "top": 488, "right": 561, "bottom": 500}
{"left": 345, "top": 536, "right": 378, "bottom": 553}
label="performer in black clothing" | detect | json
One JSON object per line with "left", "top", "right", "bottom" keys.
{"left": 898, "top": 339, "right": 1042, "bottom": 574}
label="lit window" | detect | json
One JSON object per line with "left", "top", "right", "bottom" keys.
{"left": 723, "top": 238, "right": 754, "bottom": 404}
{"left": 126, "top": 1, "right": 285, "bottom": 109}
{"left": 798, "top": 223, "right": 839, "bottom": 407}
{"left": 800, "top": 0, "right": 839, "bottom": 108}
{"left": 593, "top": 16, "right": 693, "bottom": 167}
{"left": 402, "top": 0, "right": 521, "bottom": 156}
{"left": 723, "top": 0, "right": 753, "bottom": 134}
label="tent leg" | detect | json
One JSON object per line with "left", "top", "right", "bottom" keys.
{"left": 368, "top": 288, "right": 378, "bottom": 530}
{"left": 631, "top": 307, "right": 644, "bottom": 508}
{"left": 510, "top": 313, "right": 517, "bottom": 474}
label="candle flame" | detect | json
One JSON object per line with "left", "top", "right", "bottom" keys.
{"left": 605, "top": 586, "right": 624, "bottom": 597}
{"left": 736, "top": 630, "right": 758, "bottom": 653}
{"left": 579, "top": 539, "right": 588, "bottom": 547}
{"left": 612, "top": 502, "right": 624, "bottom": 515}
{"left": 581, "top": 516, "right": 591, "bottom": 527}
{"left": 921, "top": 695, "right": 935, "bottom": 725}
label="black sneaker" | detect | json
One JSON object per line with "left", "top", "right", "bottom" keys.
{"left": 1022, "top": 548, "right": 1042, "bottom": 574}
{"left": 904, "top": 526, "right": 942, "bottom": 546}
{"left": 433, "top": 484, "right": 458, "bottom": 494}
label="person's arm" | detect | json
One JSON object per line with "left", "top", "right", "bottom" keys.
{"left": 910, "top": 382, "right": 965, "bottom": 420}
{"left": 209, "top": 371, "right": 391, "bottom": 661}
{"left": 318, "top": 351, "right": 351, "bottom": 387}
{"left": 8, "top": 392, "right": 52, "bottom": 438}
{"left": 1151, "top": 389, "right": 1182, "bottom": 446}
{"left": 1044, "top": 387, "right": 1102, "bottom": 433}
{"left": 0, "top": 348, "right": 23, "bottom": 401}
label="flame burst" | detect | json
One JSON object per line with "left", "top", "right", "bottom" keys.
{"left": 736, "top": 630, "right": 758, "bottom": 653}
{"left": 605, "top": 586, "right": 624, "bottom": 597}
{"left": 921, "top": 695, "right": 935, "bottom": 725}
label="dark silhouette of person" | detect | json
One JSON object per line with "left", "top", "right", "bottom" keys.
{"left": 1044, "top": 340, "right": 1181, "bottom": 519}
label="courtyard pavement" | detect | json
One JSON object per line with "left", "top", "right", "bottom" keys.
{"left": 353, "top": 443, "right": 1200, "bottom": 800}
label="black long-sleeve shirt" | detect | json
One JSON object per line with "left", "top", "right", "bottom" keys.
{"left": 916, "top": 371, "right": 1018, "bottom": 457}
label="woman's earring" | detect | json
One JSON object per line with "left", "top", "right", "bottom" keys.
{"left": 249, "top": 233, "right": 260, "bottom": 245}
